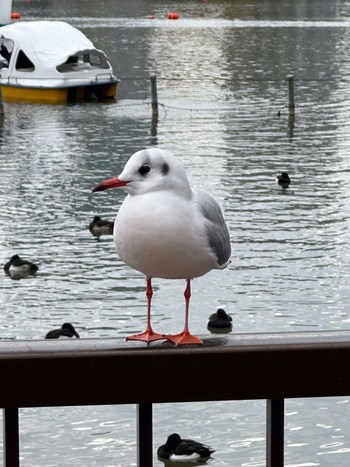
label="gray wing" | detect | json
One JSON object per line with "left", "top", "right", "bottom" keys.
{"left": 194, "top": 189, "right": 231, "bottom": 267}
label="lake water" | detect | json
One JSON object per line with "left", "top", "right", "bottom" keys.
{"left": 1, "top": 0, "right": 350, "bottom": 465}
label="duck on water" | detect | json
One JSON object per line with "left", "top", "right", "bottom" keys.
{"left": 4, "top": 254, "right": 39, "bottom": 279}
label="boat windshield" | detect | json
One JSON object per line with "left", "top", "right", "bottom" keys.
{"left": 0, "top": 38, "right": 14, "bottom": 69}
{"left": 56, "top": 49, "right": 111, "bottom": 73}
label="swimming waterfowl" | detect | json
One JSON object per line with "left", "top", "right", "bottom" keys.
{"left": 207, "top": 308, "right": 232, "bottom": 330}
{"left": 45, "top": 323, "right": 80, "bottom": 339}
{"left": 157, "top": 433, "right": 215, "bottom": 462}
{"left": 276, "top": 172, "right": 291, "bottom": 189}
{"left": 89, "top": 215, "right": 114, "bottom": 239}
{"left": 4, "top": 254, "right": 39, "bottom": 279}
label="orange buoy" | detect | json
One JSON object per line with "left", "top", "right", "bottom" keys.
{"left": 11, "top": 12, "right": 21, "bottom": 19}
{"left": 168, "top": 12, "right": 179, "bottom": 20}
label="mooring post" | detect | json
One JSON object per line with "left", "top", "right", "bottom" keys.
{"left": 287, "top": 74, "right": 295, "bottom": 119}
{"left": 266, "top": 398, "right": 284, "bottom": 467}
{"left": 137, "top": 403, "right": 153, "bottom": 467}
{"left": 150, "top": 74, "right": 158, "bottom": 117}
{"left": 3, "top": 408, "right": 20, "bottom": 467}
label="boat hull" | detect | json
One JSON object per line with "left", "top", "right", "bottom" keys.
{"left": 0, "top": 82, "right": 117, "bottom": 104}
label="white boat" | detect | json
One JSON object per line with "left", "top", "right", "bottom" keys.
{"left": 0, "top": 20, "right": 118, "bottom": 104}
{"left": 0, "top": 0, "right": 12, "bottom": 27}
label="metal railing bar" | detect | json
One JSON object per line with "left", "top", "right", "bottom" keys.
{"left": 137, "top": 403, "right": 153, "bottom": 467}
{"left": 266, "top": 399, "right": 284, "bottom": 467}
{"left": 2, "top": 401, "right": 288, "bottom": 467}
{"left": 0, "top": 331, "right": 350, "bottom": 466}
{"left": 1, "top": 331, "right": 350, "bottom": 407}
{"left": 3, "top": 407, "right": 20, "bottom": 467}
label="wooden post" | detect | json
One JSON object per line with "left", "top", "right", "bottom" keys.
{"left": 287, "top": 75, "right": 295, "bottom": 119}
{"left": 150, "top": 74, "right": 158, "bottom": 137}
{"left": 150, "top": 75, "right": 158, "bottom": 116}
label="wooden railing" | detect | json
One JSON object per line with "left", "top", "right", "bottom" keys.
{"left": 2, "top": 331, "right": 350, "bottom": 466}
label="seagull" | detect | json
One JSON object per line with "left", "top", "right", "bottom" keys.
{"left": 89, "top": 215, "right": 114, "bottom": 239}
{"left": 92, "top": 148, "right": 231, "bottom": 345}
{"left": 45, "top": 323, "right": 80, "bottom": 339}
{"left": 207, "top": 308, "right": 232, "bottom": 330}
{"left": 276, "top": 172, "right": 291, "bottom": 189}
{"left": 157, "top": 433, "right": 215, "bottom": 462}
{"left": 4, "top": 254, "right": 39, "bottom": 279}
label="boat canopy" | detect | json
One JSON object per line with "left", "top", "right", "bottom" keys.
{"left": 0, "top": 21, "right": 95, "bottom": 67}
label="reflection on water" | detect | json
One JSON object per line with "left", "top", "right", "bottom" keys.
{"left": 1, "top": 0, "right": 350, "bottom": 465}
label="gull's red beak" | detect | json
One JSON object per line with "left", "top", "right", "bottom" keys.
{"left": 92, "top": 177, "right": 129, "bottom": 193}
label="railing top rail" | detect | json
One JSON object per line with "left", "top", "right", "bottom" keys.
{"left": 1, "top": 330, "right": 350, "bottom": 408}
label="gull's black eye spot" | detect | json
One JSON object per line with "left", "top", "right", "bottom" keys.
{"left": 161, "top": 163, "right": 169, "bottom": 175}
{"left": 139, "top": 164, "right": 151, "bottom": 176}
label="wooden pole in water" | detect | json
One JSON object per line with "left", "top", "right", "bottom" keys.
{"left": 287, "top": 75, "right": 295, "bottom": 119}
{"left": 150, "top": 74, "right": 158, "bottom": 116}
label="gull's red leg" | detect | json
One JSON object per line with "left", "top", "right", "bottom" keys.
{"left": 126, "top": 278, "right": 166, "bottom": 343}
{"left": 165, "top": 279, "right": 203, "bottom": 345}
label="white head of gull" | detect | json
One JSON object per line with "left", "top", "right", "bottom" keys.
{"left": 92, "top": 148, "right": 231, "bottom": 345}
